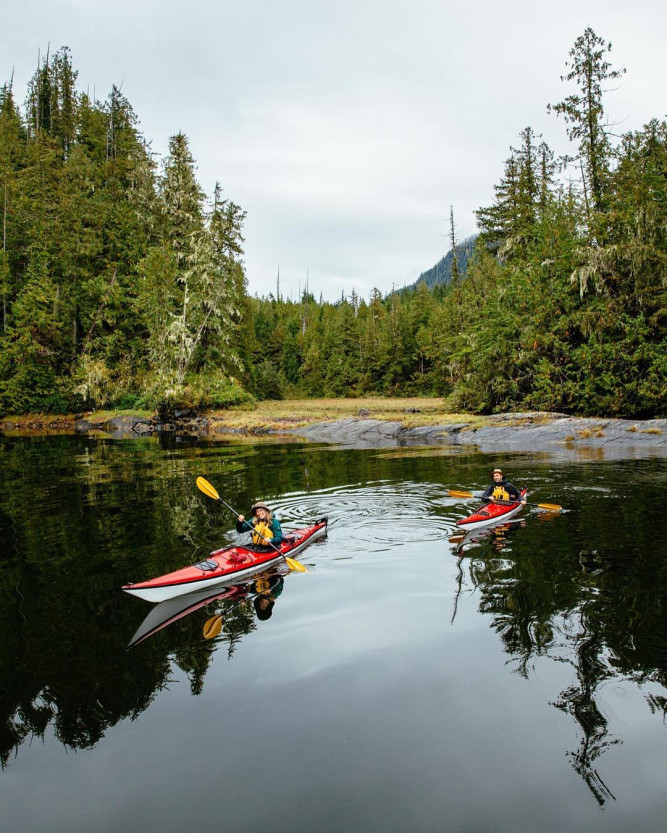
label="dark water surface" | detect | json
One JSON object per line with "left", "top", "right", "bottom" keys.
{"left": 1, "top": 434, "right": 666, "bottom": 832}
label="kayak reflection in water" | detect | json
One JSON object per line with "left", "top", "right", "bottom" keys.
{"left": 236, "top": 501, "right": 283, "bottom": 551}
{"left": 455, "top": 519, "right": 527, "bottom": 555}
{"left": 253, "top": 575, "right": 285, "bottom": 621}
{"left": 481, "top": 468, "right": 526, "bottom": 504}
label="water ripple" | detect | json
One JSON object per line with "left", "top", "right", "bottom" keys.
{"left": 268, "top": 480, "right": 460, "bottom": 554}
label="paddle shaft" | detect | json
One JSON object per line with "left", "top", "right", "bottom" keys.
{"left": 484, "top": 497, "right": 558, "bottom": 511}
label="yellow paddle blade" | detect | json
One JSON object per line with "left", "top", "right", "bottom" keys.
{"left": 536, "top": 502, "right": 563, "bottom": 512}
{"left": 196, "top": 476, "right": 220, "bottom": 501}
{"left": 203, "top": 614, "right": 223, "bottom": 640}
{"left": 448, "top": 489, "right": 475, "bottom": 499}
{"left": 537, "top": 511, "right": 562, "bottom": 522}
{"left": 285, "top": 556, "right": 307, "bottom": 573}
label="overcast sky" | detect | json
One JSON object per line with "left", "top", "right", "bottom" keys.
{"left": 2, "top": 1, "right": 665, "bottom": 300}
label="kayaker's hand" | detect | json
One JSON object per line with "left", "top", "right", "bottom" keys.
{"left": 521, "top": 499, "right": 526, "bottom": 505}
{"left": 238, "top": 514, "right": 245, "bottom": 523}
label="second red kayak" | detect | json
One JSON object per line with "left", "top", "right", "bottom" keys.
{"left": 122, "top": 518, "right": 328, "bottom": 603}
{"left": 456, "top": 489, "right": 527, "bottom": 532}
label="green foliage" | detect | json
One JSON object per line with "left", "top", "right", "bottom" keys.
{"left": 548, "top": 27, "right": 625, "bottom": 216}
{"left": 0, "top": 34, "right": 663, "bottom": 419}
{"left": 151, "top": 373, "right": 254, "bottom": 414}
{"left": 0, "top": 48, "right": 247, "bottom": 416}
{"left": 251, "top": 360, "right": 285, "bottom": 400}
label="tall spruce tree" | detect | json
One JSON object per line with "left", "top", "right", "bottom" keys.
{"left": 153, "top": 134, "right": 244, "bottom": 391}
{"left": 449, "top": 205, "right": 459, "bottom": 285}
{"left": 548, "top": 27, "right": 625, "bottom": 219}
{"left": 0, "top": 81, "right": 25, "bottom": 335}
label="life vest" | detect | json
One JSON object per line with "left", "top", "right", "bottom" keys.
{"left": 252, "top": 520, "right": 273, "bottom": 546}
{"left": 491, "top": 485, "right": 510, "bottom": 501}
{"left": 254, "top": 577, "right": 270, "bottom": 593}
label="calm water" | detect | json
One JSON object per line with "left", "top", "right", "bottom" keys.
{"left": 0, "top": 434, "right": 666, "bottom": 832}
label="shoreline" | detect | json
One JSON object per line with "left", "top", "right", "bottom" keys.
{"left": 1, "top": 405, "right": 665, "bottom": 459}
{"left": 291, "top": 415, "right": 666, "bottom": 459}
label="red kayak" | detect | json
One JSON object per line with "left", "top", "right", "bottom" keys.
{"left": 122, "top": 518, "right": 328, "bottom": 603}
{"left": 456, "top": 489, "right": 527, "bottom": 532}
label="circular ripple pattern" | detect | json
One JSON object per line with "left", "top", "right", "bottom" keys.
{"left": 268, "top": 480, "right": 462, "bottom": 555}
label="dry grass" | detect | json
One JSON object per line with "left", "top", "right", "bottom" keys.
{"left": 577, "top": 427, "right": 605, "bottom": 439}
{"left": 207, "top": 397, "right": 485, "bottom": 431}
{"left": 86, "top": 409, "right": 154, "bottom": 421}
{"left": 1, "top": 399, "right": 483, "bottom": 434}
{"left": 0, "top": 408, "right": 153, "bottom": 425}
{"left": 1, "top": 412, "right": 75, "bottom": 424}
{"left": 3, "top": 399, "right": 662, "bottom": 439}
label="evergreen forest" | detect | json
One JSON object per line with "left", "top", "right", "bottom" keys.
{"left": 1, "top": 30, "right": 665, "bottom": 419}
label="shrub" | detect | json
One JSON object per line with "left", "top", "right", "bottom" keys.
{"left": 149, "top": 372, "right": 256, "bottom": 417}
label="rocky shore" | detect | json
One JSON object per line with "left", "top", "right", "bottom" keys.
{"left": 291, "top": 413, "right": 667, "bottom": 459}
{"left": 1, "top": 410, "right": 665, "bottom": 459}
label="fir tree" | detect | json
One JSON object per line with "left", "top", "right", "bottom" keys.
{"left": 548, "top": 27, "right": 625, "bottom": 219}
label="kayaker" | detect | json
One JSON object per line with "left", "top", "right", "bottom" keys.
{"left": 236, "top": 502, "right": 283, "bottom": 551}
{"left": 481, "top": 468, "right": 526, "bottom": 504}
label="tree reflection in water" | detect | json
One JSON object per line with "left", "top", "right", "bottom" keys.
{"left": 454, "top": 538, "right": 667, "bottom": 806}
{"left": 0, "top": 554, "right": 288, "bottom": 767}
{"left": 2, "top": 433, "right": 666, "bottom": 811}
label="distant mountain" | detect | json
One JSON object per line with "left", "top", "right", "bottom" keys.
{"left": 408, "top": 235, "right": 477, "bottom": 290}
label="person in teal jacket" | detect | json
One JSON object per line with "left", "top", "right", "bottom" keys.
{"left": 236, "top": 501, "right": 283, "bottom": 550}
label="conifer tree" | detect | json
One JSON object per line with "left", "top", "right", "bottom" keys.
{"left": 208, "top": 183, "right": 248, "bottom": 375}
{"left": 50, "top": 47, "right": 78, "bottom": 156}
{"left": 0, "top": 246, "right": 64, "bottom": 412}
{"left": 0, "top": 81, "right": 25, "bottom": 335}
{"left": 548, "top": 27, "right": 625, "bottom": 218}
{"left": 153, "top": 135, "right": 244, "bottom": 392}
{"left": 476, "top": 151, "right": 521, "bottom": 248}
{"left": 449, "top": 206, "right": 459, "bottom": 285}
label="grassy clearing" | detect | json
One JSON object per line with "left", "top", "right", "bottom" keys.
{"left": 85, "top": 409, "right": 154, "bottom": 421}
{"left": 207, "top": 398, "right": 485, "bottom": 431}
{"left": 1, "top": 400, "right": 564, "bottom": 434}
{"left": 0, "top": 408, "right": 154, "bottom": 432}
{"left": 0, "top": 399, "right": 482, "bottom": 434}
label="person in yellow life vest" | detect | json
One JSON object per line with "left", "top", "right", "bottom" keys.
{"left": 481, "top": 468, "right": 526, "bottom": 504}
{"left": 236, "top": 502, "right": 283, "bottom": 551}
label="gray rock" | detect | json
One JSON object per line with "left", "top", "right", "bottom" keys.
{"left": 291, "top": 415, "right": 666, "bottom": 459}
{"left": 104, "top": 416, "right": 138, "bottom": 432}
{"left": 103, "top": 415, "right": 155, "bottom": 437}
{"left": 133, "top": 421, "right": 154, "bottom": 435}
